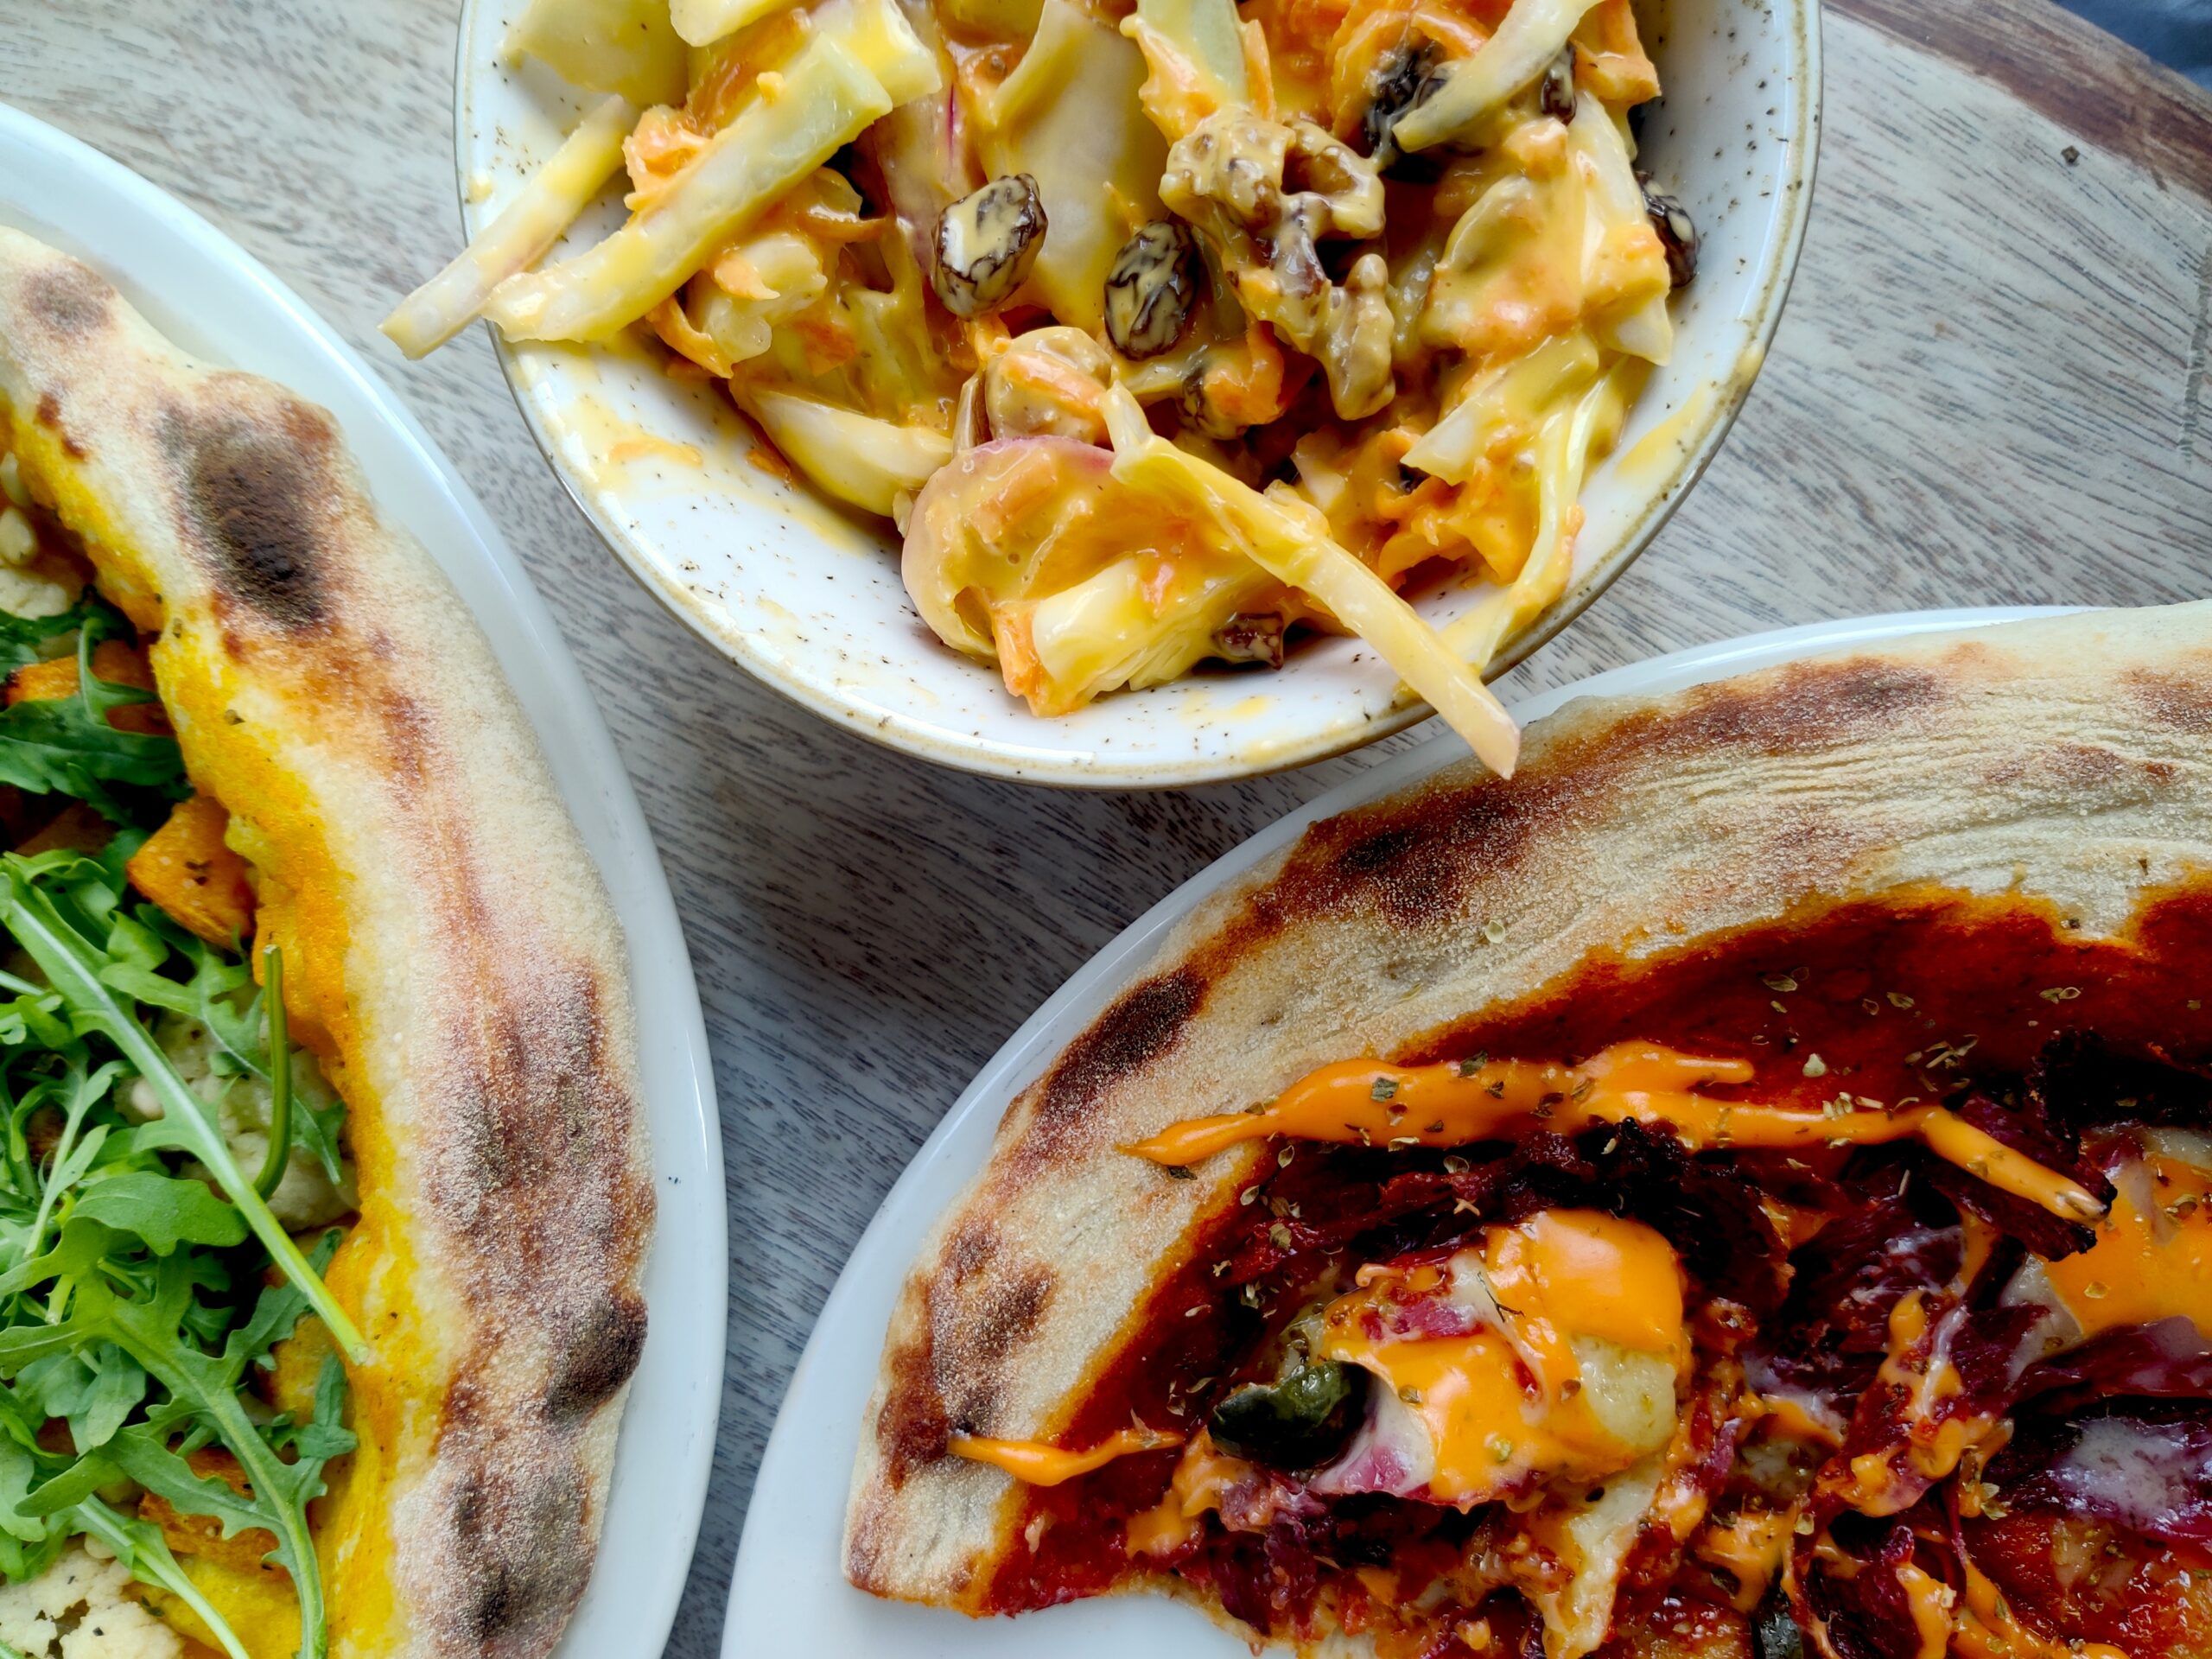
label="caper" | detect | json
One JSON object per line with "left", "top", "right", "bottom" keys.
{"left": 1638, "top": 175, "right": 1698, "bottom": 289}
{"left": 1103, "top": 220, "right": 1201, "bottom": 359}
{"left": 1751, "top": 1593, "right": 1807, "bottom": 1659}
{"left": 931, "top": 175, "right": 1048, "bottom": 319}
{"left": 1540, "top": 47, "right": 1577, "bottom": 122}
{"left": 1208, "top": 1358, "right": 1366, "bottom": 1469}
{"left": 1360, "top": 42, "right": 1444, "bottom": 180}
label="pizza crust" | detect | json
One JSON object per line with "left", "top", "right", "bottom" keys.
{"left": 0, "top": 230, "right": 652, "bottom": 1659}
{"left": 845, "top": 601, "right": 2212, "bottom": 1614}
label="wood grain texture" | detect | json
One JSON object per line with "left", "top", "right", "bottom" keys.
{"left": 3, "top": 0, "right": 2211, "bottom": 1650}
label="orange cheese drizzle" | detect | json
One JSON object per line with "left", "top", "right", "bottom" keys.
{"left": 1313, "top": 1211, "right": 1687, "bottom": 1505}
{"left": 1892, "top": 1563, "right": 1956, "bottom": 1659}
{"left": 948, "top": 1426, "right": 1183, "bottom": 1486}
{"left": 2044, "top": 1150, "right": 2212, "bottom": 1338}
{"left": 1952, "top": 1552, "right": 2128, "bottom": 1659}
{"left": 1125, "top": 1041, "right": 2104, "bottom": 1224}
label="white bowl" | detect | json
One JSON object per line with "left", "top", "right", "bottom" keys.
{"left": 454, "top": 0, "right": 1821, "bottom": 785}
{"left": 0, "top": 105, "right": 725, "bottom": 1657}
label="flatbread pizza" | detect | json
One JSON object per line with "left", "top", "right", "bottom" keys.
{"left": 0, "top": 229, "right": 651, "bottom": 1659}
{"left": 848, "top": 602, "right": 2212, "bottom": 1658}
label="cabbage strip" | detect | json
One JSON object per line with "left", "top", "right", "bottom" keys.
{"left": 383, "top": 95, "right": 635, "bottom": 359}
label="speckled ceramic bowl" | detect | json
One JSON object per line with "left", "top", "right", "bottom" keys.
{"left": 452, "top": 0, "right": 1820, "bottom": 786}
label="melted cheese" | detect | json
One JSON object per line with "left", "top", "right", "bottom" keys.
{"left": 1314, "top": 1211, "right": 1685, "bottom": 1507}
{"left": 1951, "top": 1552, "right": 2128, "bottom": 1659}
{"left": 1526, "top": 1457, "right": 1665, "bottom": 1659}
{"left": 1693, "top": 1510, "right": 1793, "bottom": 1611}
{"left": 1126, "top": 1432, "right": 1251, "bottom": 1555}
{"left": 948, "top": 1426, "right": 1182, "bottom": 1485}
{"left": 1127, "top": 1040, "right": 2104, "bottom": 1224}
{"left": 1893, "top": 1563, "right": 1955, "bottom": 1659}
{"left": 2043, "top": 1150, "right": 2212, "bottom": 1340}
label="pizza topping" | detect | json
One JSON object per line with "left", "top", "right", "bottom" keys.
{"left": 0, "top": 439, "right": 359, "bottom": 1659}
{"left": 124, "top": 795, "right": 255, "bottom": 948}
{"left": 949, "top": 1426, "right": 1182, "bottom": 1485}
{"left": 954, "top": 898, "right": 2212, "bottom": 1659}
{"left": 1128, "top": 1039, "right": 2105, "bottom": 1224}
{"left": 1207, "top": 1356, "right": 1365, "bottom": 1469}
{"left": 0, "top": 593, "right": 188, "bottom": 825}
{"left": 1306, "top": 1214, "right": 1686, "bottom": 1506}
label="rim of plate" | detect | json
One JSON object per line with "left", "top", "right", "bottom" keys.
{"left": 723, "top": 606, "right": 2071, "bottom": 1655}
{"left": 0, "top": 103, "right": 725, "bottom": 1658}
{"left": 450, "top": 0, "right": 1824, "bottom": 789}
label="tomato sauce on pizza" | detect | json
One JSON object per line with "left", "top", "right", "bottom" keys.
{"left": 959, "top": 890, "right": 2212, "bottom": 1658}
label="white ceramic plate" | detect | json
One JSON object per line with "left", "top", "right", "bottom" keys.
{"left": 453, "top": 0, "right": 1821, "bottom": 786}
{"left": 726, "top": 607, "right": 2065, "bottom": 1656}
{"left": 0, "top": 105, "right": 725, "bottom": 1657}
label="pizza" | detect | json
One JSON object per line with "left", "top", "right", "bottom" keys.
{"left": 847, "top": 602, "right": 2212, "bottom": 1659}
{"left": 0, "top": 230, "right": 652, "bottom": 1659}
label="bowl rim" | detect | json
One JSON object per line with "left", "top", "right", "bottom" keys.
{"left": 452, "top": 0, "right": 1825, "bottom": 787}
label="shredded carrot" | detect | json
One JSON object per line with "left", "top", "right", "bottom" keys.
{"left": 1573, "top": 0, "right": 1660, "bottom": 105}
{"left": 646, "top": 295, "right": 736, "bottom": 378}
{"left": 746, "top": 442, "right": 797, "bottom": 485}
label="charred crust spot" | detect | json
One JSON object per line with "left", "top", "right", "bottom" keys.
{"left": 878, "top": 1231, "right": 1057, "bottom": 1484}
{"left": 23, "top": 264, "right": 111, "bottom": 340}
{"left": 943, "top": 1216, "right": 1000, "bottom": 1285}
{"left": 877, "top": 1323, "right": 952, "bottom": 1485}
{"left": 1604, "top": 658, "right": 1950, "bottom": 758}
{"left": 1209, "top": 656, "right": 1955, "bottom": 944}
{"left": 442, "top": 1454, "right": 591, "bottom": 1649}
{"left": 1028, "top": 968, "right": 1206, "bottom": 1145}
{"left": 462, "top": 1562, "right": 522, "bottom": 1649}
{"left": 163, "top": 401, "right": 335, "bottom": 631}
{"left": 971, "top": 1266, "right": 1053, "bottom": 1368}
{"left": 30, "top": 392, "right": 85, "bottom": 459}
{"left": 543, "top": 1290, "right": 647, "bottom": 1421}
{"left": 2123, "top": 667, "right": 2212, "bottom": 733}
{"left": 1242, "top": 774, "right": 1544, "bottom": 933}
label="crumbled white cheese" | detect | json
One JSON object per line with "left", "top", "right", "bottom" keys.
{"left": 0, "top": 561, "right": 79, "bottom": 620}
{"left": 0, "top": 506, "right": 35, "bottom": 565}
{"left": 0, "top": 452, "right": 28, "bottom": 511}
{"left": 0, "top": 1542, "right": 181, "bottom": 1659}
{"left": 124, "top": 1009, "right": 356, "bottom": 1229}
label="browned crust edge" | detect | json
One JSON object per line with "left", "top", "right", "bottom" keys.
{"left": 0, "top": 230, "right": 654, "bottom": 1659}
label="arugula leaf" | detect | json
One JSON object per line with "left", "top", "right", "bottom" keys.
{"left": 0, "top": 861, "right": 365, "bottom": 1358}
{"left": 0, "top": 772, "right": 359, "bottom": 1659}
{"left": 0, "top": 600, "right": 100, "bottom": 677}
{"left": 104, "top": 914, "right": 346, "bottom": 1187}
{"left": 71, "top": 1495, "right": 248, "bottom": 1659}
{"left": 17, "top": 1344, "right": 147, "bottom": 1453}
{"left": 71, "top": 1173, "right": 246, "bottom": 1255}
{"left": 0, "top": 615, "right": 187, "bottom": 823}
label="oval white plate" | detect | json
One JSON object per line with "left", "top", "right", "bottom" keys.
{"left": 454, "top": 0, "right": 1821, "bottom": 786}
{"left": 0, "top": 105, "right": 725, "bottom": 1658}
{"left": 726, "top": 607, "right": 2065, "bottom": 1655}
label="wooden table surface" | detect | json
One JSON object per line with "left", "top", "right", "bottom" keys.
{"left": 7, "top": 0, "right": 2212, "bottom": 1649}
